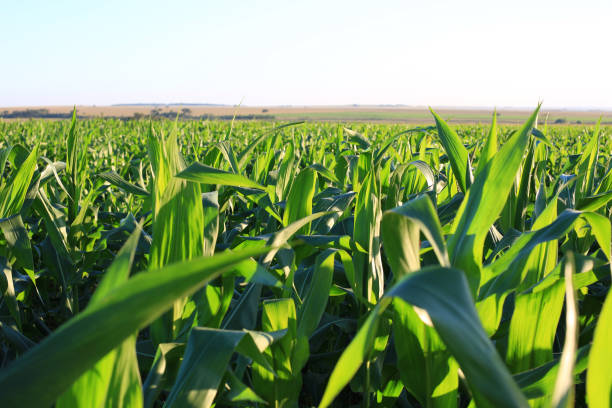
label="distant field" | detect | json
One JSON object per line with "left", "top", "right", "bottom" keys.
{"left": 1, "top": 115, "right": 611, "bottom": 407}
{"left": 2, "top": 104, "right": 611, "bottom": 124}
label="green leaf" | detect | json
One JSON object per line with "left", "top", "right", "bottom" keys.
{"left": 515, "top": 345, "right": 590, "bottom": 400}
{"left": 262, "top": 211, "right": 330, "bottom": 267}
{"left": 318, "top": 299, "right": 391, "bottom": 408}
{"left": 576, "top": 118, "right": 600, "bottom": 199}
{"left": 222, "top": 283, "right": 263, "bottom": 330}
{"left": 297, "top": 249, "right": 336, "bottom": 338}
{"left": 276, "top": 143, "right": 296, "bottom": 202}
{"left": 587, "top": 274, "right": 612, "bottom": 407}
{"left": 576, "top": 190, "right": 612, "bottom": 212}
{"left": 311, "top": 191, "right": 355, "bottom": 234}
{"left": 165, "top": 328, "right": 284, "bottom": 408}
{"left": 448, "top": 105, "right": 540, "bottom": 293}
{"left": 381, "top": 194, "right": 449, "bottom": 278}
{"left": 0, "top": 215, "right": 36, "bottom": 285}
{"left": 406, "top": 160, "right": 435, "bottom": 190}
{"left": 253, "top": 298, "right": 306, "bottom": 407}
{"left": 393, "top": 299, "right": 458, "bottom": 407}
{"left": 0, "top": 319, "right": 35, "bottom": 353}
{"left": 283, "top": 168, "right": 317, "bottom": 233}
{"left": 148, "top": 127, "right": 206, "bottom": 343}
{"left": 475, "top": 110, "right": 498, "bottom": 175}
{"left": 201, "top": 191, "right": 220, "bottom": 256}
{"left": 236, "top": 121, "right": 304, "bottom": 171}
{"left": 223, "top": 369, "right": 267, "bottom": 404}
{"left": 506, "top": 278, "right": 565, "bottom": 373}
{"left": 217, "top": 141, "right": 241, "bottom": 174}
{"left": 176, "top": 162, "right": 266, "bottom": 190}
{"left": 309, "top": 163, "right": 339, "bottom": 183}
{"left": 0, "top": 261, "right": 21, "bottom": 328}
{"left": 0, "top": 145, "right": 12, "bottom": 186}
{"left": 344, "top": 127, "right": 371, "bottom": 150}
{"left": 477, "top": 209, "right": 581, "bottom": 334}
{"left": 98, "top": 170, "right": 150, "bottom": 196}
{"left": 387, "top": 267, "right": 528, "bottom": 408}
{"left": 353, "top": 169, "right": 382, "bottom": 302}
{"left": 551, "top": 253, "right": 579, "bottom": 408}
{"left": 430, "top": 109, "right": 471, "bottom": 193}
{"left": 0, "top": 245, "right": 271, "bottom": 407}
{"left": 142, "top": 342, "right": 185, "bottom": 408}
{"left": 0, "top": 145, "right": 38, "bottom": 218}
{"left": 513, "top": 139, "right": 536, "bottom": 230}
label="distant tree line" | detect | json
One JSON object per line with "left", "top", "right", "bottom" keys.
{"left": 0, "top": 109, "right": 74, "bottom": 119}
{"left": 0, "top": 108, "right": 275, "bottom": 121}
{"left": 141, "top": 108, "right": 275, "bottom": 121}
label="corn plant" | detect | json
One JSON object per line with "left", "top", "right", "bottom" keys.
{"left": 0, "top": 111, "right": 610, "bottom": 407}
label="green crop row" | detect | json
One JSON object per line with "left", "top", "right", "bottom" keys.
{"left": 0, "top": 109, "right": 610, "bottom": 407}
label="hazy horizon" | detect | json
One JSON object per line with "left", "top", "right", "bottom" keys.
{"left": 2, "top": 0, "right": 611, "bottom": 109}
{"left": 5, "top": 103, "right": 612, "bottom": 112}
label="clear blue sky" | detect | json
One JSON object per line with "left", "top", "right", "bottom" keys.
{"left": 2, "top": 0, "right": 611, "bottom": 108}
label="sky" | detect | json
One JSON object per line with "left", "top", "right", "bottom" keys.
{"left": 1, "top": 0, "right": 611, "bottom": 108}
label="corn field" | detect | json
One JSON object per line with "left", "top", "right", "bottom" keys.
{"left": 0, "top": 107, "right": 611, "bottom": 407}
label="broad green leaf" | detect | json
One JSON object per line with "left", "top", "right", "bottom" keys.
{"left": 165, "top": 327, "right": 284, "bottom": 408}
{"left": 319, "top": 299, "right": 391, "bottom": 408}
{"left": 353, "top": 169, "right": 382, "bottom": 302}
{"left": 221, "top": 283, "right": 262, "bottom": 330}
{"left": 283, "top": 168, "right": 317, "bottom": 233}
{"left": 0, "top": 319, "right": 34, "bottom": 353}
{"left": 142, "top": 342, "right": 185, "bottom": 408}
{"left": 515, "top": 345, "right": 590, "bottom": 400}
{"left": 0, "top": 145, "right": 38, "bottom": 218}
{"left": 0, "top": 260, "right": 20, "bottom": 328}
{"left": 551, "top": 253, "right": 579, "bottom": 408}
{"left": 217, "top": 140, "right": 240, "bottom": 174}
{"left": 0, "top": 215, "right": 35, "bottom": 285}
{"left": 448, "top": 105, "right": 540, "bottom": 292}
{"left": 253, "top": 298, "right": 306, "bottom": 407}
{"left": 576, "top": 190, "right": 612, "bottom": 212}
{"left": 0, "top": 245, "right": 270, "bottom": 407}
{"left": 223, "top": 369, "right": 267, "bottom": 404}
{"left": 57, "top": 228, "right": 143, "bottom": 408}
{"left": 406, "top": 160, "right": 435, "bottom": 190}
{"left": 311, "top": 191, "right": 355, "bottom": 234}
{"left": 262, "top": 211, "right": 330, "bottom": 267}
{"left": 575, "top": 118, "right": 600, "bottom": 199}
{"left": 309, "top": 163, "right": 339, "bottom": 183}
{"left": 381, "top": 194, "right": 449, "bottom": 278}
{"left": 64, "top": 108, "right": 90, "bottom": 225}
{"left": 475, "top": 110, "right": 498, "bottom": 175}
{"left": 513, "top": 139, "right": 536, "bottom": 230}
{"left": 0, "top": 145, "right": 12, "bottom": 186}
{"left": 148, "top": 127, "right": 206, "bottom": 343}
{"left": 344, "top": 127, "right": 371, "bottom": 149}
{"left": 176, "top": 162, "right": 266, "bottom": 190}
{"left": 236, "top": 121, "right": 304, "bottom": 171}
{"left": 587, "top": 277, "right": 612, "bottom": 407}
{"left": 506, "top": 279, "right": 565, "bottom": 373}
{"left": 297, "top": 249, "right": 336, "bottom": 338}
{"left": 388, "top": 267, "right": 528, "bottom": 408}
{"left": 393, "top": 299, "right": 458, "bottom": 407}
{"left": 477, "top": 209, "right": 581, "bottom": 334}
{"left": 201, "top": 191, "right": 220, "bottom": 256}
{"left": 98, "top": 170, "right": 150, "bottom": 196}
{"left": 430, "top": 109, "right": 471, "bottom": 193}
{"left": 579, "top": 211, "right": 611, "bottom": 263}
{"left": 276, "top": 142, "right": 296, "bottom": 201}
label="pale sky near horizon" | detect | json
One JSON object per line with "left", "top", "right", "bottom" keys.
{"left": 2, "top": 1, "right": 611, "bottom": 108}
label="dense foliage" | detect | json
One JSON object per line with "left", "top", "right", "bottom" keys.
{"left": 0, "top": 110, "right": 610, "bottom": 407}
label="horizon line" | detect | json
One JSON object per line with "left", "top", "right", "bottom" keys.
{"left": 2, "top": 103, "right": 612, "bottom": 112}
